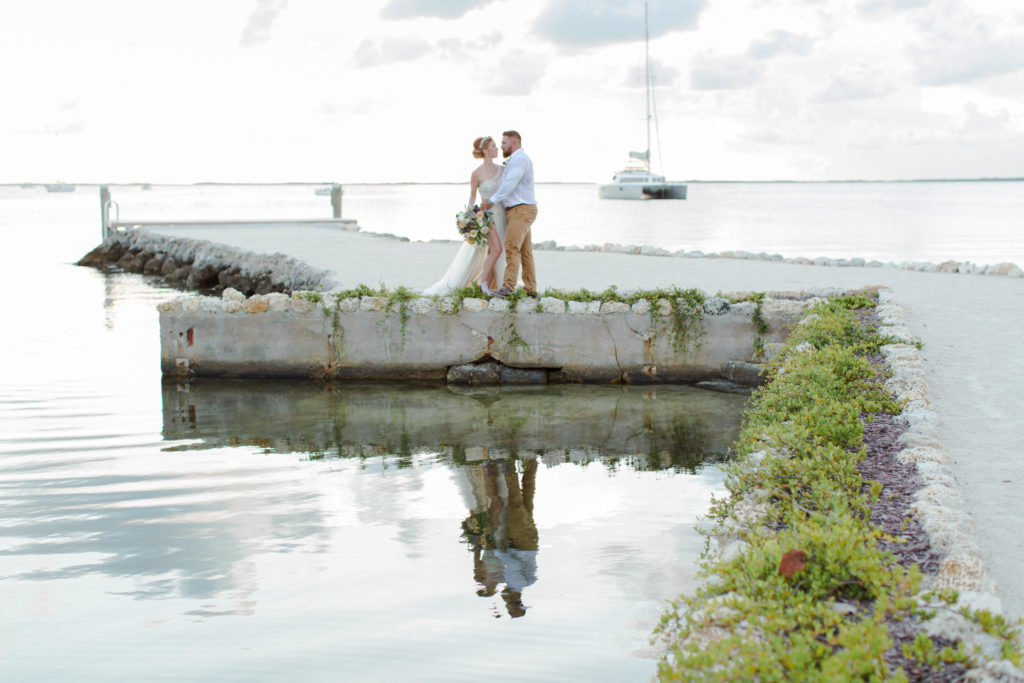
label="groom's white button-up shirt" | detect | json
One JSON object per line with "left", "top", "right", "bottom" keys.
{"left": 489, "top": 149, "right": 536, "bottom": 207}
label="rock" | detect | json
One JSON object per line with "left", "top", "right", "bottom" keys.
{"left": 438, "top": 296, "right": 458, "bottom": 313}
{"left": 631, "top": 299, "right": 651, "bottom": 315}
{"left": 337, "top": 297, "right": 360, "bottom": 313}
{"left": 695, "top": 379, "right": 751, "bottom": 395}
{"left": 222, "top": 299, "right": 241, "bottom": 313}
{"left": 186, "top": 265, "right": 220, "bottom": 290}
{"left": 222, "top": 287, "right": 245, "bottom": 302}
{"left": 656, "top": 298, "right": 673, "bottom": 316}
{"left": 410, "top": 297, "right": 437, "bottom": 314}
{"left": 447, "top": 362, "right": 500, "bottom": 385}
{"left": 156, "top": 298, "right": 182, "bottom": 313}
{"left": 242, "top": 295, "right": 269, "bottom": 314}
{"left": 266, "top": 292, "right": 290, "bottom": 312}
{"left": 721, "top": 360, "right": 765, "bottom": 387}
{"left": 487, "top": 298, "right": 510, "bottom": 312}
{"left": 702, "top": 297, "right": 731, "bottom": 315}
{"left": 289, "top": 294, "right": 317, "bottom": 314}
{"left": 516, "top": 298, "right": 538, "bottom": 314}
{"left": 360, "top": 296, "right": 387, "bottom": 313}
{"left": 586, "top": 301, "right": 602, "bottom": 314}
{"left": 500, "top": 367, "right": 546, "bottom": 384}
{"left": 600, "top": 301, "right": 630, "bottom": 314}
{"left": 143, "top": 254, "right": 164, "bottom": 274}
{"left": 567, "top": 301, "right": 589, "bottom": 315}
{"left": 462, "top": 297, "right": 488, "bottom": 313}
{"left": 984, "top": 262, "right": 1023, "bottom": 277}
{"left": 539, "top": 297, "right": 566, "bottom": 314}
{"left": 167, "top": 266, "right": 191, "bottom": 283}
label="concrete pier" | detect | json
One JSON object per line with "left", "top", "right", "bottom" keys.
{"left": 158, "top": 289, "right": 811, "bottom": 384}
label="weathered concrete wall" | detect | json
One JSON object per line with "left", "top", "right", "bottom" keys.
{"left": 159, "top": 289, "right": 813, "bottom": 384}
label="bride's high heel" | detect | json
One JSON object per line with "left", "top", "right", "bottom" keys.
{"left": 480, "top": 282, "right": 492, "bottom": 296}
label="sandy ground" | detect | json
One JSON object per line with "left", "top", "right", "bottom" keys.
{"left": 155, "top": 224, "right": 1024, "bottom": 622}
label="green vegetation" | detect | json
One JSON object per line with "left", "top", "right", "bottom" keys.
{"left": 653, "top": 294, "right": 1021, "bottom": 681}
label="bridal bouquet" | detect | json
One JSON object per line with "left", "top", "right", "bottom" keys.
{"left": 455, "top": 205, "right": 493, "bottom": 249}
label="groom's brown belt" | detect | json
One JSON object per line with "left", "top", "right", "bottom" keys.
{"left": 507, "top": 203, "right": 528, "bottom": 209}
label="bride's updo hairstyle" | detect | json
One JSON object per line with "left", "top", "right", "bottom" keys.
{"left": 472, "top": 136, "right": 493, "bottom": 159}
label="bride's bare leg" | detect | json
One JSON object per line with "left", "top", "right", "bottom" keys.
{"left": 479, "top": 231, "right": 502, "bottom": 290}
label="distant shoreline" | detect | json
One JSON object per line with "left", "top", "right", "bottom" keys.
{"left": 6, "top": 177, "right": 1024, "bottom": 187}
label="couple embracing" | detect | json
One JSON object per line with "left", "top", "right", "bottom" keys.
{"left": 423, "top": 130, "right": 538, "bottom": 298}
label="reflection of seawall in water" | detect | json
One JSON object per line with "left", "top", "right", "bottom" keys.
{"left": 161, "top": 380, "right": 747, "bottom": 471}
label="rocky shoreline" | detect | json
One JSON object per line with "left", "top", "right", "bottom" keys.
{"left": 76, "top": 228, "right": 331, "bottom": 296}
{"left": 77, "top": 228, "right": 1022, "bottom": 304}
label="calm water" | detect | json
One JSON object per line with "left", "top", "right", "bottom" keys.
{"left": 2, "top": 181, "right": 1020, "bottom": 680}
{"left": 1, "top": 186, "right": 750, "bottom": 681}
{"left": 58, "top": 179, "right": 1024, "bottom": 267}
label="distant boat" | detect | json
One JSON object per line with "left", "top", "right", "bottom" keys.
{"left": 314, "top": 186, "right": 333, "bottom": 196}
{"left": 45, "top": 183, "right": 76, "bottom": 193}
{"left": 599, "top": 1, "right": 687, "bottom": 201}
{"left": 20, "top": 183, "right": 35, "bottom": 189}
{"left": 141, "top": 183, "right": 152, "bottom": 190}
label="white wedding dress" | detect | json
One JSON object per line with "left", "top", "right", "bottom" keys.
{"left": 422, "top": 172, "right": 507, "bottom": 296}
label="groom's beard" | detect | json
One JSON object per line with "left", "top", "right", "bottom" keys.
{"left": 503, "top": 149, "right": 511, "bottom": 158}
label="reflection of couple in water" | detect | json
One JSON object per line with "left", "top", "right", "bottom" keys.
{"left": 458, "top": 456, "right": 539, "bottom": 618}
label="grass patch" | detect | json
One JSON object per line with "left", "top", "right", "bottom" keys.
{"left": 653, "top": 294, "right": 1021, "bottom": 681}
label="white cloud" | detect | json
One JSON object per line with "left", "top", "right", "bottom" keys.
{"left": 857, "top": 0, "right": 931, "bottom": 17}
{"left": 625, "top": 58, "right": 679, "bottom": 88}
{"left": 533, "top": 0, "right": 705, "bottom": 48}
{"left": 352, "top": 37, "right": 433, "bottom": 67}
{"left": 479, "top": 49, "right": 547, "bottom": 96}
{"left": 813, "top": 72, "right": 893, "bottom": 103}
{"left": 690, "top": 54, "right": 764, "bottom": 90}
{"left": 911, "top": 30, "right": 1024, "bottom": 86}
{"left": 745, "top": 30, "right": 813, "bottom": 59}
{"left": 381, "top": 0, "right": 498, "bottom": 20}
{"left": 240, "top": 0, "right": 289, "bottom": 47}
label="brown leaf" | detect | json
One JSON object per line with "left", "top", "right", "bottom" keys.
{"left": 779, "top": 549, "right": 808, "bottom": 578}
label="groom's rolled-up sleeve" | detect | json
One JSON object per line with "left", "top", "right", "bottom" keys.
{"left": 489, "top": 156, "right": 525, "bottom": 206}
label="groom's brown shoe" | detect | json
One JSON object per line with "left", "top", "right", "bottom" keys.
{"left": 494, "top": 286, "right": 513, "bottom": 298}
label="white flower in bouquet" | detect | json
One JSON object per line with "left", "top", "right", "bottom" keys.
{"left": 455, "top": 205, "right": 494, "bottom": 249}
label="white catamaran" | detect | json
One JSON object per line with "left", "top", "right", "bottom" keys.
{"left": 599, "top": 1, "right": 687, "bottom": 200}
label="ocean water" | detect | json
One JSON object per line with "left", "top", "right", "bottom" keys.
{"left": 75, "top": 180, "right": 1024, "bottom": 268}
{"left": 1, "top": 181, "right": 1020, "bottom": 680}
{"left": 1, "top": 184, "right": 747, "bottom": 681}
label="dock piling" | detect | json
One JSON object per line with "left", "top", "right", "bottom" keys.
{"left": 331, "top": 184, "right": 343, "bottom": 218}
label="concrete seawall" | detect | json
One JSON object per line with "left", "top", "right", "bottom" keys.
{"left": 159, "top": 288, "right": 814, "bottom": 384}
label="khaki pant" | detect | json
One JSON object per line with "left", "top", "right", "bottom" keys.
{"left": 502, "top": 204, "right": 538, "bottom": 292}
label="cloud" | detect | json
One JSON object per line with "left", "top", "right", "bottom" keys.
{"left": 381, "top": 0, "right": 498, "bottom": 20}
{"left": 352, "top": 37, "right": 432, "bottom": 68}
{"left": 857, "top": 0, "right": 931, "bottom": 17}
{"left": 240, "top": 0, "right": 288, "bottom": 48}
{"left": 479, "top": 49, "right": 546, "bottom": 96}
{"left": 813, "top": 75, "right": 892, "bottom": 103}
{"left": 690, "top": 55, "right": 764, "bottom": 90}
{"left": 533, "top": 0, "right": 706, "bottom": 48}
{"left": 625, "top": 58, "right": 679, "bottom": 88}
{"left": 911, "top": 28, "right": 1024, "bottom": 86}
{"left": 435, "top": 33, "right": 503, "bottom": 59}
{"left": 745, "top": 31, "right": 813, "bottom": 59}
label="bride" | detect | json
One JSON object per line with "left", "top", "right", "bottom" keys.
{"left": 422, "top": 136, "right": 506, "bottom": 296}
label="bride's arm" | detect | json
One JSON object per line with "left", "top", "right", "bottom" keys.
{"left": 467, "top": 170, "right": 480, "bottom": 208}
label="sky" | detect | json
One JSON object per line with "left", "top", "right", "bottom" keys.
{"left": 3, "top": 0, "right": 1024, "bottom": 183}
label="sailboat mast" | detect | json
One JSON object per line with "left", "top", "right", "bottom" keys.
{"left": 644, "top": 0, "right": 651, "bottom": 171}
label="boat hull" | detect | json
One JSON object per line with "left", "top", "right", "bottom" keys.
{"left": 599, "top": 182, "right": 687, "bottom": 200}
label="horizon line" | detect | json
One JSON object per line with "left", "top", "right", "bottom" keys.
{"left": 7, "top": 176, "right": 1024, "bottom": 187}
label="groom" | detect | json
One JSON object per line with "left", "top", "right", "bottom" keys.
{"left": 482, "top": 130, "right": 538, "bottom": 298}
